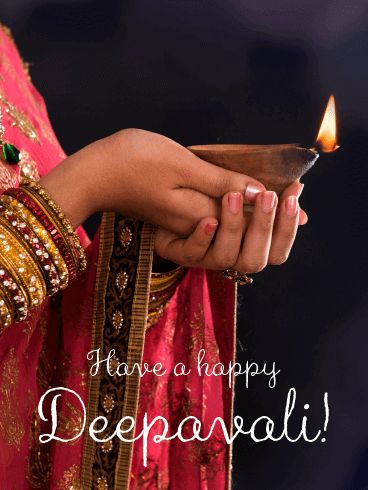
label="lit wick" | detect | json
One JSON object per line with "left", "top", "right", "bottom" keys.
{"left": 315, "top": 94, "right": 339, "bottom": 153}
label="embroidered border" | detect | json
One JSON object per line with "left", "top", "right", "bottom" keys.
{"left": 81, "top": 212, "right": 115, "bottom": 488}
{"left": 81, "top": 214, "right": 154, "bottom": 490}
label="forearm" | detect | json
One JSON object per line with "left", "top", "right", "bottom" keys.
{"left": 40, "top": 140, "right": 107, "bottom": 229}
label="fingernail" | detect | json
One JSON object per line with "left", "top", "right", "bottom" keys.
{"left": 261, "top": 191, "right": 277, "bottom": 214}
{"left": 244, "top": 183, "right": 265, "bottom": 203}
{"left": 205, "top": 222, "right": 218, "bottom": 236}
{"left": 228, "top": 192, "right": 241, "bottom": 214}
{"left": 285, "top": 196, "right": 299, "bottom": 217}
{"left": 298, "top": 183, "right": 305, "bottom": 197}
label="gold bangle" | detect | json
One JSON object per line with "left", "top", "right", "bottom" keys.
{"left": 0, "top": 195, "right": 69, "bottom": 289}
{"left": 0, "top": 283, "right": 14, "bottom": 330}
{"left": 0, "top": 210, "right": 60, "bottom": 295}
{"left": 150, "top": 266, "right": 186, "bottom": 292}
{"left": 147, "top": 266, "right": 186, "bottom": 329}
{"left": 21, "top": 179, "right": 87, "bottom": 273}
{"left": 20, "top": 185, "right": 80, "bottom": 273}
{"left": 0, "top": 223, "right": 46, "bottom": 307}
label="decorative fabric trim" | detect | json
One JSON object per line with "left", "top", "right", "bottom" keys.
{"left": 81, "top": 212, "right": 115, "bottom": 488}
{"left": 115, "top": 221, "right": 155, "bottom": 489}
{"left": 81, "top": 215, "right": 154, "bottom": 490}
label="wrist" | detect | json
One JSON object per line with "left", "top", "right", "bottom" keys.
{"left": 40, "top": 149, "right": 98, "bottom": 228}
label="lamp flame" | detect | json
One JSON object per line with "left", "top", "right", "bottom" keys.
{"left": 316, "top": 94, "right": 339, "bottom": 153}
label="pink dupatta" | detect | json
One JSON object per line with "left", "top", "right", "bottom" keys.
{"left": 0, "top": 25, "right": 237, "bottom": 489}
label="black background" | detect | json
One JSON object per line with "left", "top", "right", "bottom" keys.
{"left": 1, "top": 1, "right": 368, "bottom": 488}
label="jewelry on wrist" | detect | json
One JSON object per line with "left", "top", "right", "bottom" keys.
{"left": 0, "top": 179, "right": 87, "bottom": 331}
{"left": 0, "top": 195, "right": 69, "bottom": 289}
{"left": 21, "top": 179, "right": 87, "bottom": 273}
{"left": 0, "top": 222, "right": 46, "bottom": 307}
{"left": 0, "top": 205, "right": 60, "bottom": 294}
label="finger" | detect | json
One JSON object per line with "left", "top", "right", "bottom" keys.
{"left": 170, "top": 188, "right": 220, "bottom": 234}
{"left": 154, "top": 217, "right": 218, "bottom": 266}
{"left": 299, "top": 209, "right": 308, "bottom": 225}
{"left": 279, "top": 181, "right": 307, "bottom": 225}
{"left": 236, "top": 191, "right": 278, "bottom": 273}
{"left": 179, "top": 149, "right": 265, "bottom": 203}
{"left": 280, "top": 181, "right": 304, "bottom": 200}
{"left": 268, "top": 195, "right": 300, "bottom": 265}
{"left": 203, "top": 192, "right": 245, "bottom": 269}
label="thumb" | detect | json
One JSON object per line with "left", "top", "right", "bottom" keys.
{"left": 182, "top": 150, "right": 266, "bottom": 203}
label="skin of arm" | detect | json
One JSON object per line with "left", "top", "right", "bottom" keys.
{"left": 40, "top": 128, "right": 307, "bottom": 273}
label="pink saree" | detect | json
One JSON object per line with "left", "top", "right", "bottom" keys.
{"left": 0, "top": 25, "right": 236, "bottom": 489}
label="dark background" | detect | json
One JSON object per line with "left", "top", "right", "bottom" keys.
{"left": 1, "top": 1, "right": 368, "bottom": 488}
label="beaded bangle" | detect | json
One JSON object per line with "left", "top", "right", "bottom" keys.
{"left": 22, "top": 184, "right": 81, "bottom": 272}
{"left": 21, "top": 179, "right": 87, "bottom": 273}
{"left": 0, "top": 176, "right": 87, "bottom": 328}
{"left": 0, "top": 223, "right": 46, "bottom": 308}
{"left": 0, "top": 284, "right": 13, "bottom": 330}
{"left": 0, "top": 267, "right": 28, "bottom": 322}
{"left": 0, "top": 253, "right": 29, "bottom": 317}
{"left": 4, "top": 188, "right": 77, "bottom": 280}
{"left": 0, "top": 195, "right": 69, "bottom": 290}
{"left": 0, "top": 206, "right": 60, "bottom": 294}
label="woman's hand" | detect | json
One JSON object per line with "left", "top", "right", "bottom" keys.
{"left": 40, "top": 129, "right": 266, "bottom": 232}
{"left": 154, "top": 181, "right": 306, "bottom": 273}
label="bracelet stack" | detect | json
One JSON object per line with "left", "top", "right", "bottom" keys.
{"left": 0, "top": 178, "right": 87, "bottom": 332}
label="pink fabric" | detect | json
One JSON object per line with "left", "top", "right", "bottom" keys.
{"left": 0, "top": 26, "right": 236, "bottom": 489}
{"left": 0, "top": 27, "right": 95, "bottom": 487}
{"left": 131, "top": 269, "right": 236, "bottom": 489}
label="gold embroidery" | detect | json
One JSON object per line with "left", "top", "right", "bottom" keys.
{"left": 36, "top": 317, "right": 54, "bottom": 391}
{"left": 0, "top": 54, "right": 38, "bottom": 117}
{"left": 111, "top": 309, "right": 124, "bottom": 331}
{"left": 56, "top": 399, "right": 84, "bottom": 445}
{"left": 108, "top": 353, "right": 120, "bottom": 374}
{"left": 81, "top": 216, "right": 154, "bottom": 490}
{"left": 102, "top": 393, "right": 116, "bottom": 414}
{"left": 119, "top": 225, "right": 133, "bottom": 250}
{"left": 0, "top": 348, "right": 25, "bottom": 451}
{"left": 115, "top": 270, "right": 128, "bottom": 293}
{"left": 27, "top": 408, "right": 51, "bottom": 488}
{"left": 0, "top": 92, "right": 38, "bottom": 141}
{"left": 96, "top": 475, "right": 109, "bottom": 490}
{"left": 18, "top": 149, "right": 40, "bottom": 182}
{"left": 57, "top": 464, "right": 81, "bottom": 490}
{"left": 100, "top": 439, "right": 114, "bottom": 454}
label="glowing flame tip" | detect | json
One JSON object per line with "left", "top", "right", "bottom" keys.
{"left": 316, "top": 94, "right": 339, "bottom": 153}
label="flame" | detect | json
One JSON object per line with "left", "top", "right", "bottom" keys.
{"left": 316, "top": 94, "right": 339, "bottom": 153}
